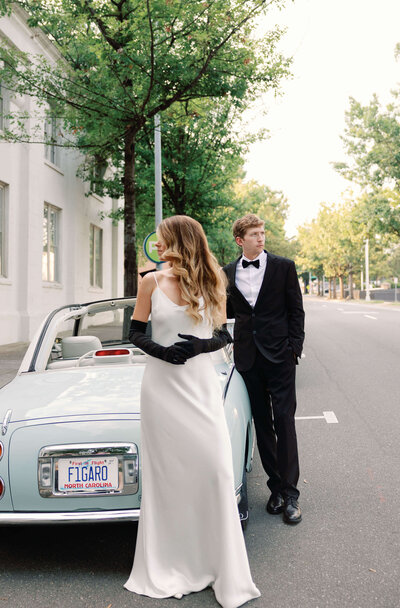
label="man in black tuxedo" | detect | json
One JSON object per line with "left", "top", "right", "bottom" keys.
{"left": 223, "top": 214, "right": 305, "bottom": 524}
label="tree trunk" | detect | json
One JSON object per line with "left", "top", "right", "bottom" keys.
{"left": 332, "top": 278, "right": 337, "bottom": 299}
{"left": 339, "top": 275, "right": 344, "bottom": 299}
{"left": 329, "top": 278, "right": 337, "bottom": 299}
{"left": 348, "top": 270, "right": 354, "bottom": 299}
{"left": 124, "top": 126, "right": 138, "bottom": 298}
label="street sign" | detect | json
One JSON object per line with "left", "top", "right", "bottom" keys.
{"left": 143, "top": 232, "right": 161, "bottom": 263}
{"left": 394, "top": 277, "right": 398, "bottom": 284}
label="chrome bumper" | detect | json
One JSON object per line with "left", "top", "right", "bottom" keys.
{"left": 0, "top": 508, "right": 140, "bottom": 525}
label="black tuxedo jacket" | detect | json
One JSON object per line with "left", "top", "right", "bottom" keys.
{"left": 223, "top": 252, "right": 305, "bottom": 371}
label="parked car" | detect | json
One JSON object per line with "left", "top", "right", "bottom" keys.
{"left": 0, "top": 298, "right": 254, "bottom": 527}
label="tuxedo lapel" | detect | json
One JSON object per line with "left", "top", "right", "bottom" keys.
{"left": 227, "top": 256, "right": 253, "bottom": 309}
{"left": 254, "top": 251, "right": 276, "bottom": 310}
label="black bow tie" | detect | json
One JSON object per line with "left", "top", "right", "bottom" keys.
{"left": 242, "top": 259, "right": 260, "bottom": 269}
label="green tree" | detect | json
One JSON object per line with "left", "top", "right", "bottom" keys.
{"left": 120, "top": 95, "right": 259, "bottom": 252}
{"left": 296, "top": 221, "right": 325, "bottom": 295}
{"left": 334, "top": 95, "right": 400, "bottom": 242}
{"left": 297, "top": 199, "right": 389, "bottom": 299}
{"left": 334, "top": 95, "right": 400, "bottom": 190}
{"left": 0, "top": 0, "right": 290, "bottom": 295}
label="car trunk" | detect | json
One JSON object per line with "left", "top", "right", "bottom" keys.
{"left": 3, "top": 366, "right": 144, "bottom": 422}
{"left": 9, "top": 419, "right": 141, "bottom": 511}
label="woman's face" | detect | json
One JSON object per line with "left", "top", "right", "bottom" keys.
{"left": 155, "top": 233, "right": 167, "bottom": 261}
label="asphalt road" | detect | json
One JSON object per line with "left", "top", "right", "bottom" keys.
{"left": 1, "top": 297, "right": 399, "bottom": 608}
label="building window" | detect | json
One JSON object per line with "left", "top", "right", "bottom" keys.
{"left": 42, "top": 203, "right": 60, "bottom": 282}
{"left": 44, "top": 113, "right": 60, "bottom": 165}
{"left": 89, "top": 224, "right": 103, "bottom": 288}
{"left": 0, "top": 184, "right": 7, "bottom": 277}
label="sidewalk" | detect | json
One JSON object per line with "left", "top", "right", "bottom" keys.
{"left": 304, "top": 294, "right": 400, "bottom": 309}
{"left": 0, "top": 342, "right": 29, "bottom": 388}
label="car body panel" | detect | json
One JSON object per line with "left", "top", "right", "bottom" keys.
{"left": 9, "top": 422, "right": 142, "bottom": 511}
{"left": 2, "top": 367, "right": 143, "bottom": 421}
{"left": 0, "top": 299, "right": 254, "bottom": 525}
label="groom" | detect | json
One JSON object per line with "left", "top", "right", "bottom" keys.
{"left": 223, "top": 214, "right": 305, "bottom": 524}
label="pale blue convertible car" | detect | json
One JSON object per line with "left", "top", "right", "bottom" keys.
{"left": 0, "top": 298, "right": 254, "bottom": 527}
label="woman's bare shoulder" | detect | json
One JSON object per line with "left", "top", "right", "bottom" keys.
{"left": 140, "top": 271, "right": 158, "bottom": 292}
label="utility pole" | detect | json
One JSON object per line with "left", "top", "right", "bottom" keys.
{"left": 154, "top": 114, "right": 162, "bottom": 229}
{"left": 365, "top": 238, "right": 371, "bottom": 301}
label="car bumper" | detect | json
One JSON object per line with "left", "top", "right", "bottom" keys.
{"left": 0, "top": 508, "right": 140, "bottom": 525}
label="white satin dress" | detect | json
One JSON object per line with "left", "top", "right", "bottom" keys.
{"left": 124, "top": 277, "right": 260, "bottom": 608}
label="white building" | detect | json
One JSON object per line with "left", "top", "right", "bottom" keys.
{"left": 0, "top": 9, "right": 124, "bottom": 345}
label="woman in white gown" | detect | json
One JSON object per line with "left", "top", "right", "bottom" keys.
{"left": 124, "top": 215, "right": 260, "bottom": 608}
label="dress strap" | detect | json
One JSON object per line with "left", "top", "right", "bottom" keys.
{"left": 153, "top": 272, "right": 159, "bottom": 287}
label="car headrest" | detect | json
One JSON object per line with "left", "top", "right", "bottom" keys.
{"left": 62, "top": 335, "right": 102, "bottom": 359}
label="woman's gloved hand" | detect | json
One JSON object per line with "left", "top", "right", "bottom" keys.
{"left": 129, "top": 320, "right": 189, "bottom": 364}
{"left": 174, "top": 324, "right": 232, "bottom": 359}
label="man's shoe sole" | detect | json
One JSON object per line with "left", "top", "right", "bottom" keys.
{"left": 283, "top": 512, "right": 302, "bottom": 524}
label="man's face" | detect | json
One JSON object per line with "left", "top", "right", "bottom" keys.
{"left": 235, "top": 224, "right": 265, "bottom": 260}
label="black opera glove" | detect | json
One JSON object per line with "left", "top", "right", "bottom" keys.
{"left": 129, "top": 320, "right": 189, "bottom": 365}
{"left": 174, "top": 324, "right": 233, "bottom": 359}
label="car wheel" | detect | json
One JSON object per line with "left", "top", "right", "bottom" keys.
{"left": 238, "top": 460, "right": 249, "bottom": 531}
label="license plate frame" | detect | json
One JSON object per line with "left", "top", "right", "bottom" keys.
{"left": 57, "top": 456, "right": 119, "bottom": 494}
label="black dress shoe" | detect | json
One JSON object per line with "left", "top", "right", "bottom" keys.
{"left": 283, "top": 497, "right": 302, "bottom": 524}
{"left": 266, "top": 492, "right": 284, "bottom": 514}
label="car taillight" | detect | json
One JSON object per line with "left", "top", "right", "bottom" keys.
{"left": 0, "top": 477, "right": 4, "bottom": 499}
{"left": 38, "top": 461, "right": 52, "bottom": 488}
{"left": 0, "top": 441, "right": 3, "bottom": 460}
{"left": 95, "top": 349, "right": 130, "bottom": 356}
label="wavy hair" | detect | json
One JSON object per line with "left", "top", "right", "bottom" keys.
{"left": 157, "top": 215, "right": 227, "bottom": 328}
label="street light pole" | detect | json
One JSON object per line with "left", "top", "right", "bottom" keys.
{"left": 365, "top": 238, "right": 371, "bottom": 302}
{"left": 154, "top": 113, "right": 162, "bottom": 229}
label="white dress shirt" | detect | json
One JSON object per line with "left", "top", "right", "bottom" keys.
{"left": 235, "top": 251, "right": 267, "bottom": 307}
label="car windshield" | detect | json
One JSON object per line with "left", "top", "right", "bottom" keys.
{"left": 47, "top": 302, "right": 137, "bottom": 366}
{"left": 78, "top": 304, "right": 135, "bottom": 345}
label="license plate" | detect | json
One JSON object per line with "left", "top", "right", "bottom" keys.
{"left": 58, "top": 456, "right": 119, "bottom": 492}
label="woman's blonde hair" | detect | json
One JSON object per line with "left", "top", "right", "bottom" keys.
{"left": 157, "top": 215, "right": 227, "bottom": 328}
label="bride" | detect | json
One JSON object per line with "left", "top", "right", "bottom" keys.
{"left": 124, "top": 215, "right": 260, "bottom": 608}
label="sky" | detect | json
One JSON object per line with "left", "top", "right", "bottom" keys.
{"left": 243, "top": 0, "right": 400, "bottom": 237}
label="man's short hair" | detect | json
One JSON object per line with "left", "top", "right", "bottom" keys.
{"left": 232, "top": 214, "right": 265, "bottom": 239}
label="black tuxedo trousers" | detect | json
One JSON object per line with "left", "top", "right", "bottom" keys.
{"left": 223, "top": 252, "right": 304, "bottom": 500}
{"left": 239, "top": 348, "right": 300, "bottom": 499}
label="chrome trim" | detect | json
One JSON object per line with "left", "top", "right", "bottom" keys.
{"left": 38, "top": 443, "right": 139, "bottom": 498}
{"left": 0, "top": 508, "right": 140, "bottom": 525}
{"left": 0, "top": 476, "right": 4, "bottom": 500}
{"left": 0, "top": 441, "right": 3, "bottom": 461}
{"left": 1, "top": 410, "right": 12, "bottom": 436}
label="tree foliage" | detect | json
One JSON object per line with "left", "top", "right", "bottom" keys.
{"left": 296, "top": 199, "right": 390, "bottom": 297}
{"left": 334, "top": 94, "right": 400, "bottom": 241}
{"left": 0, "top": 0, "right": 291, "bottom": 295}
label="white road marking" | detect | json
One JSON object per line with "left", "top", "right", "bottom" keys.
{"left": 323, "top": 410, "right": 339, "bottom": 423}
{"left": 364, "top": 314, "right": 377, "bottom": 320}
{"left": 342, "top": 311, "right": 371, "bottom": 314}
{"left": 295, "top": 411, "right": 338, "bottom": 424}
